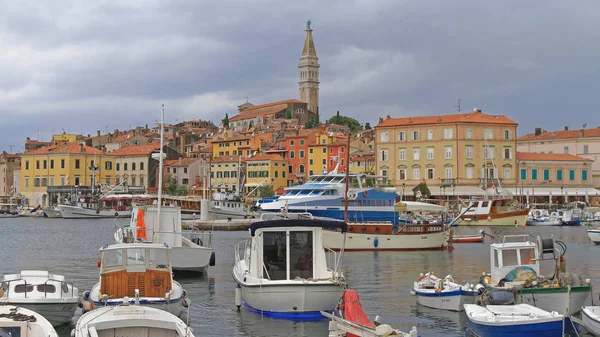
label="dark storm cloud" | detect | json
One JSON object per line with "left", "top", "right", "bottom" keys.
{"left": 1, "top": 0, "right": 599, "bottom": 152}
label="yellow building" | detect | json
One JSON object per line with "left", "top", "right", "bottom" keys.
{"left": 212, "top": 134, "right": 250, "bottom": 158}
{"left": 21, "top": 143, "right": 115, "bottom": 207}
{"left": 350, "top": 150, "right": 375, "bottom": 174}
{"left": 375, "top": 109, "right": 518, "bottom": 197}
{"left": 52, "top": 133, "right": 79, "bottom": 143}
{"left": 210, "top": 155, "right": 244, "bottom": 193}
{"left": 245, "top": 154, "right": 288, "bottom": 196}
{"left": 307, "top": 132, "right": 336, "bottom": 176}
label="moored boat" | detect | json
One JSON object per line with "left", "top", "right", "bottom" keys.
{"left": 588, "top": 229, "right": 600, "bottom": 245}
{"left": 411, "top": 272, "right": 480, "bottom": 311}
{"left": 72, "top": 301, "right": 195, "bottom": 337}
{"left": 459, "top": 189, "right": 529, "bottom": 227}
{"left": 0, "top": 305, "right": 58, "bottom": 337}
{"left": 0, "top": 270, "right": 80, "bottom": 326}
{"left": 232, "top": 217, "right": 347, "bottom": 319}
{"left": 464, "top": 303, "right": 564, "bottom": 337}
{"left": 452, "top": 230, "right": 486, "bottom": 243}
{"left": 86, "top": 243, "right": 188, "bottom": 317}
{"left": 581, "top": 306, "right": 600, "bottom": 336}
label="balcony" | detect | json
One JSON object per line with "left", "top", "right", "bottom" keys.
{"left": 439, "top": 178, "right": 456, "bottom": 186}
{"left": 479, "top": 178, "right": 503, "bottom": 187}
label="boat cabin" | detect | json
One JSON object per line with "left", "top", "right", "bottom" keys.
{"left": 236, "top": 219, "right": 347, "bottom": 282}
{"left": 0, "top": 270, "right": 77, "bottom": 300}
{"left": 98, "top": 244, "right": 173, "bottom": 299}
{"left": 489, "top": 235, "right": 540, "bottom": 285}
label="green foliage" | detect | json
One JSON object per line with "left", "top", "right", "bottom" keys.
{"left": 164, "top": 175, "right": 188, "bottom": 196}
{"left": 259, "top": 184, "right": 274, "bottom": 197}
{"left": 285, "top": 110, "right": 292, "bottom": 119}
{"left": 305, "top": 116, "right": 319, "bottom": 129}
{"left": 414, "top": 181, "right": 431, "bottom": 200}
{"left": 222, "top": 113, "right": 229, "bottom": 128}
{"left": 328, "top": 111, "right": 363, "bottom": 134}
{"left": 364, "top": 122, "right": 372, "bottom": 130}
{"left": 248, "top": 120, "right": 254, "bottom": 129}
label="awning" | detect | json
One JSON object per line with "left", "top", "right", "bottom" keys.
{"left": 508, "top": 187, "right": 600, "bottom": 196}
{"left": 403, "top": 185, "right": 485, "bottom": 196}
{"left": 244, "top": 182, "right": 265, "bottom": 187}
{"left": 394, "top": 201, "right": 447, "bottom": 213}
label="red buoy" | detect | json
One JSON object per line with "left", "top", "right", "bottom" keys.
{"left": 97, "top": 259, "right": 101, "bottom": 267}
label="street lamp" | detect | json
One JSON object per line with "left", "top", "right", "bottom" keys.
{"left": 402, "top": 183, "right": 406, "bottom": 201}
{"left": 561, "top": 186, "right": 564, "bottom": 204}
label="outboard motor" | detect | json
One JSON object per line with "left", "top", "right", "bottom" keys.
{"left": 486, "top": 290, "right": 515, "bottom": 305}
{"left": 209, "top": 252, "right": 216, "bottom": 266}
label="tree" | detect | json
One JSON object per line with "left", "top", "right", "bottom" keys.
{"left": 248, "top": 120, "right": 254, "bottom": 129}
{"left": 285, "top": 110, "right": 292, "bottom": 119}
{"left": 222, "top": 113, "right": 229, "bottom": 128}
{"left": 364, "top": 122, "right": 372, "bottom": 130}
{"left": 164, "top": 175, "right": 188, "bottom": 196}
{"left": 258, "top": 184, "right": 274, "bottom": 197}
{"left": 305, "top": 117, "right": 319, "bottom": 129}
{"left": 328, "top": 111, "right": 363, "bottom": 134}
{"left": 413, "top": 181, "right": 431, "bottom": 201}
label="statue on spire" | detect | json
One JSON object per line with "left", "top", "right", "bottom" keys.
{"left": 306, "top": 19, "right": 311, "bottom": 30}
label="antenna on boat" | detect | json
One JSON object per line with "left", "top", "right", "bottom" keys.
{"left": 157, "top": 104, "right": 165, "bottom": 225}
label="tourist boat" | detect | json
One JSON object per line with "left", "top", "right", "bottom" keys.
{"left": 581, "top": 306, "right": 600, "bottom": 336}
{"left": 86, "top": 243, "right": 188, "bottom": 317}
{"left": 232, "top": 217, "right": 347, "bottom": 319}
{"left": 72, "top": 300, "right": 194, "bottom": 337}
{"left": 58, "top": 200, "right": 132, "bottom": 219}
{"left": 0, "top": 305, "right": 58, "bottom": 337}
{"left": 459, "top": 188, "right": 529, "bottom": 226}
{"left": 478, "top": 234, "right": 590, "bottom": 314}
{"left": 115, "top": 206, "right": 215, "bottom": 273}
{"left": 411, "top": 272, "right": 480, "bottom": 311}
{"left": 464, "top": 303, "right": 564, "bottom": 337}
{"left": 452, "top": 230, "right": 486, "bottom": 243}
{"left": 0, "top": 270, "right": 80, "bottom": 326}
{"left": 526, "top": 209, "right": 562, "bottom": 226}
{"left": 587, "top": 229, "right": 600, "bottom": 245}
{"left": 322, "top": 290, "right": 418, "bottom": 337}
{"left": 211, "top": 191, "right": 256, "bottom": 219}
{"left": 321, "top": 201, "right": 455, "bottom": 251}
{"left": 257, "top": 168, "right": 401, "bottom": 224}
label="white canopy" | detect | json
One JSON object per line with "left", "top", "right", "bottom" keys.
{"left": 394, "top": 201, "right": 447, "bottom": 213}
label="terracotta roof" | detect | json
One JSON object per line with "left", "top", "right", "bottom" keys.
{"left": 518, "top": 127, "right": 600, "bottom": 141}
{"left": 229, "top": 107, "right": 287, "bottom": 122}
{"left": 240, "top": 99, "right": 303, "bottom": 112}
{"left": 168, "top": 158, "right": 204, "bottom": 167}
{"left": 376, "top": 111, "right": 518, "bottom": 127}
{"left": 246, "top": 154, "right": 286, "bottom": 162}
{"left": 164, "top": 159, "right": 178, "bottom": 166}
{"left": 211, "top": 155, "right": 243, "bottom": 163}
{"left": 516, "top": 152, "right": 592, "bottom": 162}
{"left": 212, "top": 135, "right": 250, "bottom": 143}
{"left": 27, "top": 143, "right": 102, "bottom": 156}
{"left": 108, "top": 144, "right": 161, "bottom": 156}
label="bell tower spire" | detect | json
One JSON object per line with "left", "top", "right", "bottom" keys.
{"left": 298, "top": 20, "right": 320, "bottom": 115}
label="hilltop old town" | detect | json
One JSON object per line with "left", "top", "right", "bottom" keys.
{"left": 1, "top": 25, "right": 599, "bottom": 209}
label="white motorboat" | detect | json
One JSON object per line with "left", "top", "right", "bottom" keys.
{"left": 588, "top": 229, "right": 600, "bottom": 245}
{"left": 526, "top": 209, "right": 562, "bottom": 226}
{"left": 86, "top": 243, "right": 189, "bottom": 317}
{"left": 582, "top": 306, "right": 600, "bottom": 336}
{"left": 72, "top": 300, "right": 194, "bottom": 337}
{"left": 464, "top": 303, "right": 564, "bottom": 337}
{"left": 233, "top": 217, "right": 347, "bottom": 319}
{"left": 42, "top": 206, "right": 63, "bottom": 218}
{"left": 58, "top": 204, "right": 131, "bottom": 219}
{"left": 478, "top": 234, "right": 590, "bottom": 314}
{"left": 0, "top": 305, "right": 58, "bottom": 337}
{"left": 0, "top": 270, "right": 80, "bottom": 326}
{"left": 115, "top": 206, "right": 215, "bottom": 273}
{"left": 411, "top": 272, "right": 480, "bottom": 311}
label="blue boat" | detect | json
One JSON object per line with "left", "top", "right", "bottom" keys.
{"left": 464, "top": 303, "right": 564, "bottom": 337}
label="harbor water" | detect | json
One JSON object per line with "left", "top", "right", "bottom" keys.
{"left": 1, "top": 217, "right": 599, "bottom": 336}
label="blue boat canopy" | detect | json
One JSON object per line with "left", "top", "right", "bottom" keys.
{"left": 250, "top": 219, "right": 348, "bottom": 236}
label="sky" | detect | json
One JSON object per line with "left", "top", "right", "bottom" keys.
{"left": 1, "top": 0, "right": 599, "bottom": 153}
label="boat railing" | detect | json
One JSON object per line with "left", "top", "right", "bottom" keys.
{"left": 183, "top": 228, "right": 213, "bottom": 248}
{"left": 324, "top": 246, "right": 338, "bottom": 273}
{"left": 234, "top": 240, "right": 247, "bottom": 275}
{"left": 0, "top": 277, "right": 74, "bottom": 299}
{"left": 502, "top": 234, "right": 532, "bottom": 243}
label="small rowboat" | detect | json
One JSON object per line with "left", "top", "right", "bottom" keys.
{"left": 452, "top": 230, "right": 485, "bottom": 243}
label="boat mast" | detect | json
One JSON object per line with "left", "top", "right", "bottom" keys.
{"left": 344, "top": 134, "right": 350, "bottom": 222}
{"left": 157, "top": 104, "right": 165, "bottom": 222}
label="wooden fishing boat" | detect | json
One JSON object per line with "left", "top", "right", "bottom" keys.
{"left": 452, "top": 230, "right": 485, "bottom": 243}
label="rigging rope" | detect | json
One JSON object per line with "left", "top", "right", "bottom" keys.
{"left": 0, "top": 308, "right": 37, "bottom": 322}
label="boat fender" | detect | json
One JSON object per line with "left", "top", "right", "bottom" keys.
{"left": 182, "top": 298, "right": 191, "bottom": 308}
{"left": 410, "top": 290, "right": 416, "bottom": 296}
{"left": 81, "top": 301, "right": 95, "bottom": 313}
{"left": 71, "top": 329, "right": 75, "bottom": 337}
{"left": 96, "top": 210, "right": 100, "bottom": 215}
{"left": 375, "top": 324, "right": 394, "bottom": 336}
{"left": 374, "top": 236, "right": 379, "bottom": 248}
{"left": 115, "top": 212, "right": 119, "bottom": 217}
{"left": 97, "top": 259, "right": 101, "bottom": 267}
{"left": 235, "top": 284, "right": 242, "bottom": 309}
{"left": 209, "top": 252, "right": 216, "bottom": 266}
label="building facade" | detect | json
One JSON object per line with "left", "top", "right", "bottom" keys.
{"left": 375, "top": 109, "right": 518, "bottom": 196}
{"left": 0, "top": 152, "right": 21, "bottom": 197}
{"left": 210, "top": 156, "right": 244, "bottom": 194}
{"left": 245, "top": 154, "right": 288, "bottom": 196}
{"left": 517, "top": 126, "right": 600, "bottom": 188}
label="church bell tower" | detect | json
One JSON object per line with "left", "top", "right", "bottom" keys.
{"left": 298, "top": 20, "right": 320, "bottom": 115}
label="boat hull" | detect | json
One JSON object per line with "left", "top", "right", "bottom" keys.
{"left": 321, "top": 227, "right": 450, "bottom": 251}
{"left": 413, "top": 289, "right": 477, "bottom": 311}
{"left": 171, "top": 244, "right": 212, "bottom": 273}
{"left": 460, "top": 213, "right": 528, "bottom": 227}
{"left": 582, "top": 306, "right": 600, "bottom": 336}
{"left": 452, "top": 234, "right": 485, "bottom": 243}
{"left": 236, "top": 280, "right": 343, "bottom": 319}
{"left": 588, "top": 230, "right": 600, "bottom": 244}
{"left": 43, "top": 208, "right": 63, "bottom": 218}
{"left": 526, "top": 220, "right": 562, "bottom": 226}
{"left": 500, "top": 285, "right": 590, "bottom": 315}
{"left": 5, "top": 301, "right": 80, "bottom": 326}
{"left": 59, "top": 205, "right": 131, "bottom": 219}
{"left": 466, "top": 316, "right": 564, "bottom": 337}
{"left": 89, "top": 283, "right": 185, "bottom": 317}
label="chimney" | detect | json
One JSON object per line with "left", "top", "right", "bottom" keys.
{"left": 97, "top": 130, "right": 101, "bottom": 136}
{"left": 79, "top": 143, "right": 84, "bottom": 152}
{"left": 27, "top": 137, "right": 30, "bottom": 141}
{"left": 378, "top": 117, "right": 384, "bottom": 124}
{"left": 535, "top": 127, "right": 542, "bottom": 136}
{"left": 386, "top": 115, "right": 390, "bottom": 119}
{"left": 564, "top": 126, "right": 569, "bottom": 131}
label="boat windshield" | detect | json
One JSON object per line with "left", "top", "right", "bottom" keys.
{"left": 102, "top": 247, "right": 169, "bottom": 270}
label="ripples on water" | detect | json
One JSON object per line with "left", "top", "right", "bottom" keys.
{"left": 1, "top": 218, "right": 599, "bottom": 336}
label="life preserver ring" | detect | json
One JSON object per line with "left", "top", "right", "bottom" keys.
{"left": 96, "top": 210, "right": 100, "bottom": 215}
{"left": 152, "top": 276, "right": 163, "bottom": 288}
{"left": 347, "top": 190, "right": 358, "bottom": 200}
{"left": 115, "top": 212, "right": 119, "bottom": 217}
